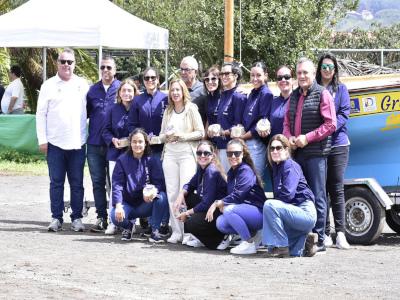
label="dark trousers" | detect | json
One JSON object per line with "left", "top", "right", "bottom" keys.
{"left": 87, "top": 144, "right": 108, "bottom": 219}
{"left": 184, "top": 192, "right": 225, "bottom": 249}
{"left": 326, "top": 146, "right": 349, "bottom": 234}
{"left": 47, "top": 143, "right": 86, "bottom": 223}
{"left": 295, "top": 151, "right": 328, "bottom": 244}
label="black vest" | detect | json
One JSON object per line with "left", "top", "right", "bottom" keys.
{"left": 289, "top": 81, "right": 331, "bottom": 157}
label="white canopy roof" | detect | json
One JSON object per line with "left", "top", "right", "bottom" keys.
{"left": 0, "top": 0, "right": 169, "bottom": 50}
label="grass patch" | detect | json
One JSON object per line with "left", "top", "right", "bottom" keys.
{"left": 0, "top": 160, "right": 48, "bottom": 176}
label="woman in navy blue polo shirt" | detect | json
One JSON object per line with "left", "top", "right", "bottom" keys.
{"left": 110, "top": 128, "right": 169, "bottom": 242}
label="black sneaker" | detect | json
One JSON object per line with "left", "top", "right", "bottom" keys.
{"left": 303, "top": 233, "right": 318, "bottom": 257}
{"left": 266, "top": 247, "right": 290, "bottom": 258}
{"left": 90, "top": 218, "right": 108, "bottom": 232}
{"left": 121, "top": 229, "right": 133, "bottom": 241}
{"left": 148, "top": 229, "right": 165, "bottom": 243}
{"left": 159, "top": 223, "right": 170, "bottom": 237}
{"left": 140, "top": 218, "right": 149, "bottom": 229}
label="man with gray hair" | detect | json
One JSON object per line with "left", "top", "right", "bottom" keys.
{"left": 179, "top": 56, "right": 207, "bottom": 124}
{"left": 283, "top": 57, "right": 337, "bottom": 255}
{"left": 36, "top": 48, "right": 89, "bottom": 232}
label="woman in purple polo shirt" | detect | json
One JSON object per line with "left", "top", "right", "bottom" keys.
{"left": 206, "top": 138, "right": 266, "bottom": 255}
{"left": 262, "top": 134, "right": 317, "bottom": 257}
{"left": 110, "top": 128, "right": 169, "bottom": 243}
{"left": 102, "top": 79, "right": 139, "bottom": 234}
{"left": 316, "top": 52, "right": 351, "bottom": 249}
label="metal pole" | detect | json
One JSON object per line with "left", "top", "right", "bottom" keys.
{"left": 147, "top": 49, "right": 151, "bottom": 67}
{"left": 42, "top": 47, "right": 47, "bottom": 82}
{"left": 98, "top": 46, "right": 103, "bottom": 81}
{"left": 224, "top": 0, "right": 234, "bottom": 62}
{"left": 381, "top": 49, "right": 384, "bottom": 67}
{"left": 164, "top": 49, "right": 168, "bottom": 90}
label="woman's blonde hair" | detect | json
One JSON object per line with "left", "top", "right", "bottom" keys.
{"left": 116, "top": 79, "right": 139, "bottom": 104}
{"left": 267, "top": 134, "right": 291, "bottom": 165}
{"left": 166, "top": 78, "right": 191, "bottom": 113}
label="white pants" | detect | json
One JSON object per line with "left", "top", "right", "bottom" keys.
{"left": 108, "top": 161, "right": 117, "bottom": 211}
{"left": 218, "top": 149, "right": 231, "bottom": 173}
{"left": 162, "top": 150, "right": 197, "bottom": 238}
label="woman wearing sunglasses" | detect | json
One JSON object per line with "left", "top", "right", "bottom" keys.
{"left": 206, "top": 138, "right": 266, "bottom": 255}
{"left": 316, "top": 53, "right": 351, "bottom": 250}
{"left": 174, "top": 140, "right": 227, "bottom": 249}
{"left": 102, "top": 79, "right": 139, "bottom": 234}
{"left": 240, "top": 61, "right": 273, "bottom": 179}
{"left": 203, "top": 66, "right": 222, "bottom": 140}
{"left": 262, "top": 134, "right": 317, "bottom": 257}
{"left": 208, "top": 62, "right": 246, "bottom": 172}
{"left": 159, "top": 79, "right": 205, "bottom": 244}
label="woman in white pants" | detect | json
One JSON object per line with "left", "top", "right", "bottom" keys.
{"left": 158, "top": 79, "right": 204, "bottom": 243}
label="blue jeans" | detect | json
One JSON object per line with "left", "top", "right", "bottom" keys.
{"left": 262, "top": 200, "right": 316, "bottom": 256}
{"left": 47, "top": 143, "right": 86, "bottom": 223}
{"left": 326, "top": 145, "right": 349, "bottom": 234}
{"left": 246, "top": 138, "right": 266, "bottom": 178}
{"left": 216, "top": 204, "right": 263, "bottom": 241}
{"left": 87, "top": 144, "right": 108, "bottom": 219}
{"left": 295, "top": 151, "right": 327, "bottom": 244}
{"left": 110, "top": 192, "right": 168, "bottom": 231}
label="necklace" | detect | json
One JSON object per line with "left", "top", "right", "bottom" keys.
{"left": 174, "top": 106, "right": 185, "bottom": 114}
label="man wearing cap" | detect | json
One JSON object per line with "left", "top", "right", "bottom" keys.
{"left": 179, "top": 56, "right": 207, "bottom": 124}
{"left": 36, "top": 48, "right": 89, "bottom": 232}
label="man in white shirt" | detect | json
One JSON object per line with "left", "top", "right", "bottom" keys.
{"left": 1, "top": 65, "right": 25, "bottom": 114}
{"left": 36, "top": 48, "right": 89, "bottom": 232}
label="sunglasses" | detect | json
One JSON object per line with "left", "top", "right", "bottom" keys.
{"left": 59, "top": 59, "right": 74, "bottom": 65}
{"left": 196, "top": 150, "right": 212, "bottom": 157}
{"left": 277, "top": 74, "right": 291, "bottom": 81}
{"left": 226, "top": 151, "right": 242, "bottom": 158}
{"left": 219, "top": 72, "right": 232, "bottom": 77}
{"left": 270, "top": 145, "right": 284, "bottom": 152}
{"left": 144, "top": 76, "right": 157, "bottom": 81}
{"left": 100, "top": 65, "right": 113, "bottom": 71}
{"left": 204, "top": 77, "right": 218, "bottom": 83}
{"left": 321, "top": 63, "right": 335, "bottom": 71}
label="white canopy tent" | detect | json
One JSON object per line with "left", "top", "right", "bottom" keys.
{"left": 0, "top": 0, "right": 169, "bottom": 81}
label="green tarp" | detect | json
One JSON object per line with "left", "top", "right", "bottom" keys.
{"left": 0, "top": 115, "right": 39, "bottom": 154}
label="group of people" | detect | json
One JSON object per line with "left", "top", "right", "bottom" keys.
{"left": 36, "top": 47, "right": 351, "bottom": 258}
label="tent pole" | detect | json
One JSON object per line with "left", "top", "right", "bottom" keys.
{"left": 42, "top": 47, "right": 47, "bottom": 82}
{"left": 98, "top": 46, "right": 103, "bottom": 81}
{"left": 147, "top": 49, "right": 151, "bottom": 67}
{"left": 164, "top": 49, "right": 168, "bottom": 90}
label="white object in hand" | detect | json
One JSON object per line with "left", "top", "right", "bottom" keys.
{"left": 119, "top": 137, "right": 129, "bottom": 147}
{"left": 231, "top": 125, "right": 245, "bottom": 138}
{"left": 256, "top": 118, "right": 271, "bottom": 134}
{"left": 208, "top": 124, "right": 222, "bottom": 137}
{"left": 143, "top": 184, "right": 158, "bottom": 200}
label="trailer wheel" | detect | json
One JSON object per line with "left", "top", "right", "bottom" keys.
{"left": 386, "top": 206, "right": 400, "bottom": 234}
{"left": 345, "top": 187, "right": 385, "bottom": 245}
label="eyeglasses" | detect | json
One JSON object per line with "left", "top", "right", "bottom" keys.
{"left": 180, "top": 68, "right": 194, "bottom": 73}
{"left": 226, "top": 151, "right": 242, "bottom": 158}
{"left": 100, "top": 65, "right": 113, "bottom": 71}
{"left": 321, "top": 63, "right": 335, "bottom": 71}
{"left": 277, "top": 75, "right": 291, "bottom": 81}
{"left": 219, "top": 72, "right": 232, "bottom": 77}
{"left": 59, "top": 59, "right": 74, "bottom": 65}
{"left": 270, "top": 145, "right": 284, "bottom": 152}
{"left": 144, "top": 76, "right": 157, "bottom": 81}
{"left": 196, "top": 150, "right": 212, "bottom": 157}
{"left": 204, "top": 77, "right": 218, "bottom": 83}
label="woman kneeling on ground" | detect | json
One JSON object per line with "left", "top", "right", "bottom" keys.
{"left": 206, "top": 138, "right": 266, "bottom": 255}
{"left": 262, "top": 134, "right": 318, "bottom": 257}
{"left": 174, "top": 140, "right": 227, "bottom": 249}
{"left": 111, "top": 128, "right": 169, "bottom": 243}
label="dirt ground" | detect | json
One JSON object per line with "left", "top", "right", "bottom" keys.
{"left": 0, "top": 174, "right": 400, "bottom": 300}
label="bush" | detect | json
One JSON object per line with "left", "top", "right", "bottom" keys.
{"left": 0, "top": 147, "right": 45, "bottom": 163}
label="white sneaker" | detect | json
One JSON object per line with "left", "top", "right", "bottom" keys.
{"left": 230, "top": 241, "right": 257, "bottom": 255}
{"left": 324, "top": 234, "right": 334, "bottom": 247}
{"left": 48, "top": 218, "right": 62, "bottom": 232}
{"left": 216, "top": 235, "right": 231, "bottom": 250}
{"left": 182, "top": 233, "right": 193, "bottom": 245}
{"left": 336, "top": 232, "right": 351, "bottom": 250}
{"left": 186, "top": 237, "right": 205, "bottom": 248}
{"left": 71, "top": 218, "right": 85, "bottom": 232}
{"left": 105, "top": 223, "right": 117, "bottom": 235}
{"left": 167, "top": 232, "right": 182, "bottom": 244}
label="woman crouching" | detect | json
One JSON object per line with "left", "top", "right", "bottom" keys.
{"left": 111, "top": 128, "right": 169, "bottom": 243}
{"left": 262, "top": 134, "right": 318, "bottom": 257}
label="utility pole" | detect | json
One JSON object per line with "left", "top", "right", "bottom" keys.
{"left": 224, "top": 0, "right": 234, "bottom": 62}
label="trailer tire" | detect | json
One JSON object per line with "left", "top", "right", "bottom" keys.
{"left": 386, "top": 206, "right": 400, "bottom": 234}
{"left": 345, "top": 186, "right": 385, "bottom": 245}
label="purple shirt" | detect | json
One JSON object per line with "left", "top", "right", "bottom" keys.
{"left": 272, "top": 158, "right": 314, "bottom": 205}
{"left": 327, "top": 83, "right": 350, "bottom": 147}
{"left": 112, "top": 153, "right": 166, "bottom": 206}
{"left": 86, "top": 79, "right": 121, "bottom": 145}
{"left": 269, "top": 95, "right": 289, "bottom": 137}
{"left": 183, "top": 163, "right": 227, "bottom": 213}
{"left": 102, "top": 103, "right": 130, "bottom": 161}
{"left": 242, "top": 85, "right": 273, "bottom": 138}
{"left": 223, "top": 163, "right": 266, "bottom": 209}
